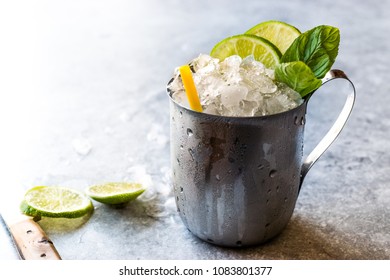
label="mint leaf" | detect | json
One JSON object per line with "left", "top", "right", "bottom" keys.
{"left": 281, "top": 25, "right": 340, "bottom": 79}
{"left": 275, "top": 61, "right": 322, "bottom": 97}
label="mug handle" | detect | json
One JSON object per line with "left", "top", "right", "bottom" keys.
{"left": 300, "top": 69, "right": 356, "bottom": 189}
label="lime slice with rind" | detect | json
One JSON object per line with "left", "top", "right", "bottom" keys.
{"left": 37, "top": 213, "right": 94, "bottom": 232}
{"left": 86, "top": 182, "right": 146, "bottom": 205}
{"left": 20, "top": 186, "right": 94, "bottom": 219}
{"left": 245, "top": 20, "right": 301, "bottom": 54}
{"left": 210, "top": 34, "right": 281, "bottom": 69}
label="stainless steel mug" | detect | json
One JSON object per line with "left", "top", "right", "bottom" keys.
{"left": 167, "top": 69, "right": 356, "bottom": 247}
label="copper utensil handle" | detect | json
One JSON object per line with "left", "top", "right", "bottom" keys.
{"left": 9, "top": 219, "right": 61, "bottom": 260}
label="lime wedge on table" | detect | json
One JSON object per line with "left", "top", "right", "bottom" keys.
{"left": 20, "top": 186, "right": 94, "bottom": 219}
{"left": 210, "top": 34, "right": 281, "bottom": 69}
{"left": 245, "top": 20, "right": 301, "bottom": 54}
{"left": 86, "top": 182, "right": 145, "bottom": 205}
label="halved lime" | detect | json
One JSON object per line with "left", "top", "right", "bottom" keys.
{"left": 20, "top": 186, "right": 94, "bottom": 219}
{"left": 245, "top": 20, "right": 301, "bottom": 54}
{"left": 86, "top": 182, "right": 146, "bottom": 205}
{"left": 210, "top": 34, "right": 281, "bottom": 69}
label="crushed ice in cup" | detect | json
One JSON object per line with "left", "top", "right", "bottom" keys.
{"left": 168, "top": 54, "right": 303, "bottom": 117}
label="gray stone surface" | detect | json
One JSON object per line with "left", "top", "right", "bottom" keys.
{"left": 0, "top": 0, "right": 389, "bottom": 260}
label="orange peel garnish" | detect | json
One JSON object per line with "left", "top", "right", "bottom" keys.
{"left": 179, "top": 65, "right": 203, "bottom": 112}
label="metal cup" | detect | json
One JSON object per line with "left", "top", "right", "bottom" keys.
{"left": 167, "top": 69, "right": 356, "bottom": 247}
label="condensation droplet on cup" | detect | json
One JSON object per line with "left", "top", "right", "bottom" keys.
{"left": 188, "top": 148, "right": 195, "bottom": 161}
{"left": 294, "top": 115, "right": 306, "bottom": 126}
{"left": 294, "top": 116, "right": 300, "bottom": 125}
{"left": 269, "top": 170, "right": 277, "bottom": 178}
{"left": 187, "top": 128, "right": 193, "bottom": 136}
{"left": 215, "top": 174, "right": 221, "bottom": 181}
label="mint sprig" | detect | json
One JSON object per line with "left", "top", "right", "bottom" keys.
{"left": 275, "top": 25, "right": 340, "bottom": 97}
{"left": 275, "top": 61, "right": 322, "bottom": 97}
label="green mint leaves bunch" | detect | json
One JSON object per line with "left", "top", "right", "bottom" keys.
{"left": 275, "top": 25, "right": 340, "bottom": 97}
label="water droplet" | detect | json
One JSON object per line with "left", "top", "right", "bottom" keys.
{"left": 266, "top": 199, "right": 269, "bottom": 204}
{"left": 188, "top": 148, "right": 195, "bottom": 160}
{"left": 180, "top": 145, "right": 184, "bottom": 150}
{"left": 180, "top": 187, "right": 184, "bottom": 193}
{"left": 257, "top": 164, "right": 264, "bottom": 170}
{"left": 284, "top": 197, "right": 288, "bottom": 203}
{"left": 215, "top": 174, "right": 220, "bottom": 181}
{"left": 269, "top": 170, "right": 277, "bottom": 178}
{"left": 187, "top": 128, "right": 193, "bottom": 136}
{"left": 294, "top": 116, "right": 300, "bottom": 125}
{"left": 276, "top": 186, "right": 280, "bottom": 192}
{"left": 265, "top": 223, "right": 271, "bottom": 228}
{"left": 176, "top": 157, "right": 180, "bottom": 164}
{"left": 267, "top": 189, "right": 271, "bottom": 194}
{"left": 72, "top": 138, "right": 92, "bottom": 156}
{"left": 301, "top": 116, "right": 306, "bottom": 125}
{"left": 179, "top": 111, "right": 183, "bottom": 118}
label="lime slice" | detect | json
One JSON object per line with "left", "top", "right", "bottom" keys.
{"left": 245, "top": 20, "right": 301, "bottom": 54}
{"left": 210, "top": 34, "right": 281, "bottom": 69}
{"left": 86, "top": 182, "right": 146, "bottom": 205}
{"left": 20, "top": 186, "right": 94, "bottom": 219}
